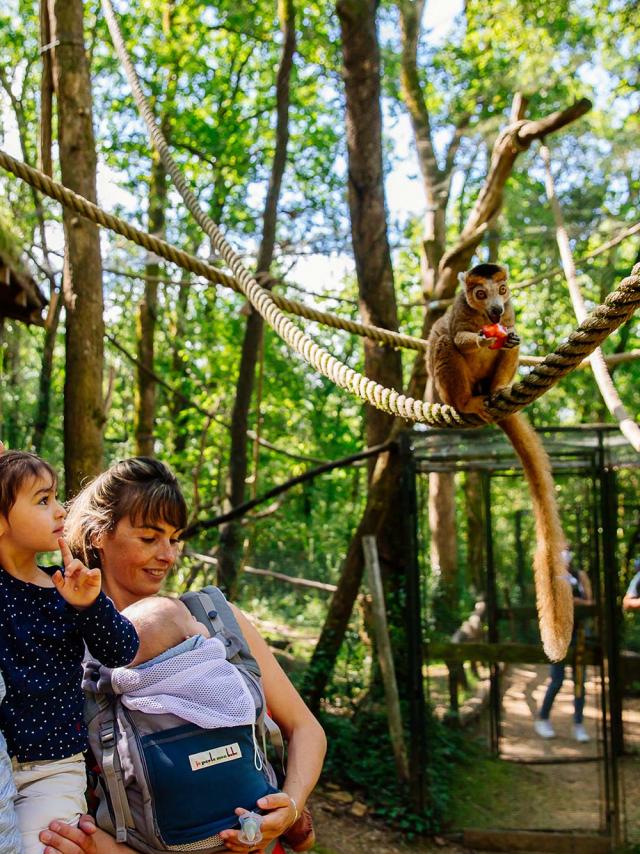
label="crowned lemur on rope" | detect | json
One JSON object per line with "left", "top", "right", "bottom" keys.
{"left": 426, "top": 263, "right": 573, "bottom": 661}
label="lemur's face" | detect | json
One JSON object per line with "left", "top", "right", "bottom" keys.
{"left": 464, "top": 270, "right": 510, "bottom": 323}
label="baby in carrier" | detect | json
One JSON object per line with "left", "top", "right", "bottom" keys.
{"left": 86, "top": 595, "right": 314, "bottom": 852}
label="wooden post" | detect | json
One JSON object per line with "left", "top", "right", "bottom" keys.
{"left": 362, "top": 535, "right": 410, "bottom": 784}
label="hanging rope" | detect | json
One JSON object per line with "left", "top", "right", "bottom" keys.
{"left": 3, "top": 151, "right": 640, "bottom": 426}
{"left": 99, "top": 0, "right": 469, "bottom": 427}
{"left": 98, "top": 0, "right": 640, "bottom": 426}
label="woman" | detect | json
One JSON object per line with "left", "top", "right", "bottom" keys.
{"left": 39, "top": 458, "right": 326, "bottom": 854}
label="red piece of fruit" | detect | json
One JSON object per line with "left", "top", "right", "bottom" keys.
{"left": 481, "top": 323, "right": 508, "bottom": 350}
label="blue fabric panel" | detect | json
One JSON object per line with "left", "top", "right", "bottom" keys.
{"left": 141, "top": 723, "right": 277, "bottom": 845}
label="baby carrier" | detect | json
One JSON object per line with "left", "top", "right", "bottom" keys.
{"left": 83, "top": 587, "right": 284, "bottom": 853}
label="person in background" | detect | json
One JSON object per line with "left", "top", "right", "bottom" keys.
{"left": 622, "top": 557, "right": 640, "bottom": 611}
{"left": 534, "top": 548, "right": 593, "bottom": 743}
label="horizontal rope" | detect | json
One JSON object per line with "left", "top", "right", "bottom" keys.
{"left": 3, "top": 145, "right": 640, "bottom": 426}
{"left": 0, "top": 178, "right": 640, "bottom": 427}
{"left": 0, "top": 148, "right": 427, "bottom": 354}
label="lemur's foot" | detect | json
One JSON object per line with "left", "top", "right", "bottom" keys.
{"left": 459, "top": 396, "right": 493, "bottom": 423}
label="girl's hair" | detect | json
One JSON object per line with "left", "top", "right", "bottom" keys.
{"left": 0, "top": 451, "right": 57, "bottom": 517}
{"left": 64, "top": 457, "right": 188, "bottom": 568}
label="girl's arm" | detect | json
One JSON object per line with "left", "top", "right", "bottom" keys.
{"left": 76, "top": 593, "right": 139, "bottom": 667}
{"left": 218, "top": 606, "right": 326, "bottom": 852}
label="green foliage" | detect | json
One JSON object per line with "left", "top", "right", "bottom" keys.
{"left": 319, "top": 707, "right": 466, "bottom": 835}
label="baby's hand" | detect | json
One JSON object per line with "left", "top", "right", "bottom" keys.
{"left": 53, "top": 537, "right": 102, "bottom": 610}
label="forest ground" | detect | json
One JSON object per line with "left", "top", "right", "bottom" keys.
{"left": 308, "top": 663, "right": 640, "bottom": 853}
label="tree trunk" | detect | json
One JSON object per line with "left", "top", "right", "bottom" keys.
{"left": 135, "top": 146, "right": 167, "bottom": 457}
{"left": 215, "top": 0, "right": 296, "bottom": 598}
{"left": 48, "top": 0, "right": 104, "bottom": 495}
{"left": 304, "top": 0, "right": 408, "bottom": 710}
{"left": 32, "top": 291, "right": 63, "bottom": 453}
{"left": 400, "top": 0, "right": 467, "bottom": 625}
{"left": 339, "top": 0, "right": 402, "bottom": 451}
{"left": 428, "top": 470, "right": 458, "bottom": 627}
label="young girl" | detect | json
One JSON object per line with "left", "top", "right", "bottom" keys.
{"left": 0, "top": 451, "right": 139, "bottom": 854}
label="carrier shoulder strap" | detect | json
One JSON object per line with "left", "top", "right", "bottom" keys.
{"left": 181, "top": 586, "right": 261, "bottom": 678}
{"left": 99, "top": 714, "right": 134, "bottom": 842}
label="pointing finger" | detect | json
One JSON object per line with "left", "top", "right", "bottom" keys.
{"left": 58, "top": 537, "right": 74, "bottom": 569}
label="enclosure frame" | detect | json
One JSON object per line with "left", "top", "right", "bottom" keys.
{"left": 405, "top": 423, "right": 640, "bottom": 847}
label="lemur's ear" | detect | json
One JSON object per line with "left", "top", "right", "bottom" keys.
{"left": 457, "top": 272, "right": 467, "bottom": 288}
{"left": 500, "top": 265, "right": 510, "bottom": 280}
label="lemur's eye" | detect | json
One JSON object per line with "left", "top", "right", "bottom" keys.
{"left": 499, "top": 285, "right": 507, "bottom": 295}
{"left": 475, "top": 289, "right": 487, "bottom": 300}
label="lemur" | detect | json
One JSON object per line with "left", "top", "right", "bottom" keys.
{"left": 426, "top": 263, "right": 573, "bottom": 662}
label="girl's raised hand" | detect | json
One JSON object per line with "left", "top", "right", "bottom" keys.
{"left": 53, "top": 537, "right": 102, "bottom": 610}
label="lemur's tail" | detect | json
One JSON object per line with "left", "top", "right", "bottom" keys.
{"left": 498, "top": 413, "right": 573, "bottom": 661}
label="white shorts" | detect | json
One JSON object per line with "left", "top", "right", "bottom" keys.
{"left": 12, "top": 753, "right": 87, "bottom": 854}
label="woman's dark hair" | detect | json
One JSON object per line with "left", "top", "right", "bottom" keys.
{"left": 64, "top": 457, "right": 187, "bottom": 568}
{"left": 0, "top": 451, "right": 57, "bottom": 517}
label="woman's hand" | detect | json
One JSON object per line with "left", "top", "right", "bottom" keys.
{"left": 40, "top": 816, "right": 98, "bottom": 854}
{"left": 219, "top": 792, "right": 297, "bottom": 852}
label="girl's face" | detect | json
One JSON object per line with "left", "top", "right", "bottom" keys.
{"left": 0, "top": 473, "right": 65, "bottom": 557}
{"left": 96, "top": 516, "right": 182, "bottom": 610}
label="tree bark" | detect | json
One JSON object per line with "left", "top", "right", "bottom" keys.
{"left": 339, "top": 0, "right": 402, "bottom": 450}
{"left": 48, "top": 0, "right": 104, "bottom": 495}
{"left": 135, "top": 3, "right": 174, "bottom": 457}
{"left": 135, "top": 145, "right": 167, "bottom": 456}
{"left": 215, "top": 0, "right": 296, "bottom": 598}
{"left": 464, "top": 470, "right": 484, "bottom": 593}
{"left": 32, "top": 292, "right": 63, "bottom": 453}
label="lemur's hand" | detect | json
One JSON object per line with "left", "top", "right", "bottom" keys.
{"left": 478, "top": 332, "right": 497, "bottom": 349}
{"left": 503, "top": 331, "right": 520, "bottom": 349}
{"left": 53, "top": 537, "right": 102, "bottom": 610}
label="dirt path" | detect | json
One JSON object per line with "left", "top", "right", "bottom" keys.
{"left": 309, "top": 664, "right": 640, "bottom": 852}
{"left": 308, "top": 789, "right": 468, "bottom": 854}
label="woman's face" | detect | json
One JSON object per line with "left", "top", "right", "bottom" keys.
{"left": 96, "top": 516, "right": 182, "bottom": 610}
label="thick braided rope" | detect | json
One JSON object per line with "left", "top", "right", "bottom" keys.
{"left": 101, "top": 0, "right": 466, "bottom": 427}
{"left": 0, "top": 146, "right": 461, "bottom": 426}
{"left": 485, "top": 262, "right": 640, "bottom": 417}
{"left": 0, "top": 151, "right": 426, "bottom": 353}
{"left": 3, "top": 150, "right": 640, "bottom": 427}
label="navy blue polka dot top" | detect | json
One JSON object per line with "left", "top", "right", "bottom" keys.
{"left": 0, "top": 566, "right": 139, "bottom": 762}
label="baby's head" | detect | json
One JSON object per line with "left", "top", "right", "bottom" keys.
{"left": 0, "top": 451, "right": 62, "bottom": 553}
{"left": 122, "top": 596, "right": 210, "bottom": 666}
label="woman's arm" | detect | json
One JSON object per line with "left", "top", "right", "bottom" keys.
{"left": 577, "top": 570, "right": 594, "bottom": 606}
{"left": 218, "top": 606, "right": 326, "bottom": 852}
